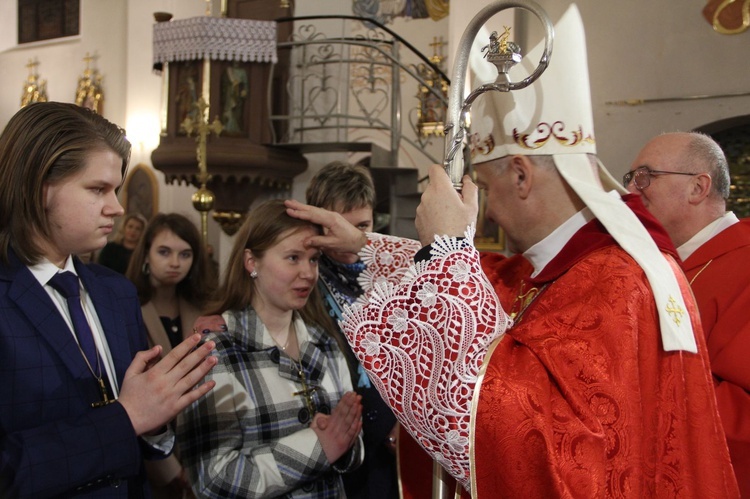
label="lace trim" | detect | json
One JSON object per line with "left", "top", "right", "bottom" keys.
{"left": 153, "top": 17, "right": 277, "bottom": 65}
{"left": 341, "top": 225, "right": 510, "bottom": 489}
{"left": 357, "top": 232, "right": 423, "bottom": 293}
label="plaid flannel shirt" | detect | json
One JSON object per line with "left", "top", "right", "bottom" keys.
{"left": 178, "top": 307, "right": 363, "bottom": 498}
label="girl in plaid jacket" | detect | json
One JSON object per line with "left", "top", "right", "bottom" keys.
{"left": 178, "top": 200, "right": 363, "bottom": 498}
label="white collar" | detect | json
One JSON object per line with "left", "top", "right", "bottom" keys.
{"left": 677, "top": 211, "right": 739, "bottom": 261}
{"left": 523, "top": 207, "right": 595, "bottom": 278}
{"left": 28, "top": 256, "right": 78, "bottom": 287}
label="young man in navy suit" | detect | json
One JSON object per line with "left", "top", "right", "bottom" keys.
{"left": 0, "top": 102, "right": 218, "bottom": 498}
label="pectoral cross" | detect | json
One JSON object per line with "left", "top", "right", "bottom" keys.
{"left": 91, "top": 377, "right": 115, "bottom": 408}
{"left": 292, "top": 364, "right": 319, "bottom": 416}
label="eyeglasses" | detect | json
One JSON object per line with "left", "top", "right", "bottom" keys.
{"left": 622, "top": 166, "right": 702, "bottom": 190}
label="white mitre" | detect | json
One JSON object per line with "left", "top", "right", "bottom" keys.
{"left": 469, "top": 4, "right": 697, "bottom": 353}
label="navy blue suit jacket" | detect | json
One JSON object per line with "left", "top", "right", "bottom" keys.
{"left": 0, "top": 251, "right": 161, "bottom": 498}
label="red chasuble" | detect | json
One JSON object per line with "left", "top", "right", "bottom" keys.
{"left": 681, "top": 218, "right": 750, "bottom": 497}
{"left": 346, "top": 196, "right": 738, "bottom": 498}
{"left": 472, "top": 197, "right": 738, "bottom": 497}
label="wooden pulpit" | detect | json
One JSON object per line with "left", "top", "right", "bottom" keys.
{"left": 150, "top": 0, "right": 306, "bottom": 235}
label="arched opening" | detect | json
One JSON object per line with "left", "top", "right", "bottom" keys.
{"left": 695, "top": 115, "right": 750, "bottom": 218}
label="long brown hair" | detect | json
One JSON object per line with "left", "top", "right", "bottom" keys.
{"left": 126, "top": 213, "right": 213, "bottom": 308}
{"left": 207, "top": 199, "right": 336, "bottom": 335}
{"left": 0, "top": 102, "right": 131, "bottom": 265}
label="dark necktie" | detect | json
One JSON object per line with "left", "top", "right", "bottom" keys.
{"left": 48, "top": 271, "right": 99, "bottom": 370}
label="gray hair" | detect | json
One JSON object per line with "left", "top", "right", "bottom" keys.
{"left": 685, "top": 132, "right": 730, "bottom": 200}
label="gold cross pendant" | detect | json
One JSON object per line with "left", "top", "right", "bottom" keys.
{"left": 91, "top": 377, "right": 115, "bottom": 408}
{"left": 293, "top": 386, "right": 319, "bottom": 416}
{"left": 292, "top": 366, "right": 319, "bottom": 415}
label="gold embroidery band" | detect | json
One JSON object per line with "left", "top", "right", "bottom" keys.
{"left": 513, "top": 121, "right": 595, "bottom": 150}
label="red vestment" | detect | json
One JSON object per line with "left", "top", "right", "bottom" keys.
{"left": 344, "top": 197, "right": 738, "bottom": 498}
{"left": 682, "top": 218, "right": 750, "bottom": 496}
{"left": 476, "top": 247, "right": 736, "bottom": 497}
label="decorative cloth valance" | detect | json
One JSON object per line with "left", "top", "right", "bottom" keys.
{"left": 153, "top": 17, "right": 277, "bottom": 65}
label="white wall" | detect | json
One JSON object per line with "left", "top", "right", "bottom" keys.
{"left": 0, "top": 0, "right": 127, "bottom": 128}
{"left": 493, "top": 0, "right": 749, "bottom": 177}
{"left": 123, "top": 0, "right": 213, "bottom": 241}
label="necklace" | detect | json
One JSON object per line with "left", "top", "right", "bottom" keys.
{"left": 291, "top": 357, "right": 319, "bottom": 416}
{"left": 76, "top": 338, "right": 113, "bottom": 408}
{"left": 689, "top": 259, "right": 713, "bottom": 286}
{"left": 509, "top": 281, "right": 550, "bottom": 323}
{"left": 277, "top": 331, "right": 291, "bottom": 352}
{"left": 274, "top": 323, "right": 319, "bottom": 416}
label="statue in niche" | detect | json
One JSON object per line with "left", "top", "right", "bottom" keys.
{"left": 75, "top": 53, "right": 104, "bottom": 114}
{"left": 422, "top": 90, "right": 444, "bottom": 123}
{"left": 221, "top": 62, "right": 249, "bottom": 134}
{"left": 21, "top": 59, "right": 48, "bottom": 108}
{"left": 176, "top": 63, "right": 201, "bottom": 131}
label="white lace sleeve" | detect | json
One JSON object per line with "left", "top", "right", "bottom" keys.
{"left": 357, "top": 232, "right": 423, "bottom": 293}
{"left": 341, "top": 226, "right": 511, "bottom": 490}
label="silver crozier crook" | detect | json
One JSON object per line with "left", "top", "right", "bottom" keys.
{"left": 433, "top": 3, "right": 554, "bottom": 497}
{"left": 443, "top": 0, "right": 554, "bottom": 189}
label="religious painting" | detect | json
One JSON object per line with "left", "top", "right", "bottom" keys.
{"left": 707, "top": 123, "right": 750, "bottom": 217}
{"left": 352, "top": 0, "right": 449, "bottom": 24}
{"left": 122, "top": 164, "right": 159, "bottom": 223}
{"left": 220, "top": 62, "right": 250, "bottom": 135}
{"left": 174, "top": 61, "right": 202, "bottom": 134}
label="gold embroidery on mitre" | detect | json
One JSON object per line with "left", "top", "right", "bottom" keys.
{"left": 469, "top": 132, "right": 495, "bottom": 158}
{"left": 513, "top": 121, "right": 595, "bottom": 150}
{"left": 665, "top": 295, "right": 686, "bottom": 326}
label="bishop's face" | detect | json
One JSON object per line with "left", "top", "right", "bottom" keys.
{"left": 474, "top": 158, "right": 523, "bottom": 254}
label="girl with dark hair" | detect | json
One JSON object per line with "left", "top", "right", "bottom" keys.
{"left": 126, "top": 212, "right": 213, "bottom": 350}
